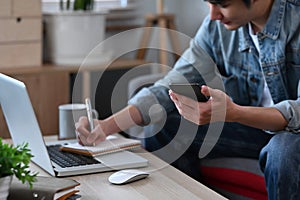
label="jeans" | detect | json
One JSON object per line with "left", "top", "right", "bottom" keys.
{"left": 144, "top": 111, "right": 300, "bottom": 200}
{"left": 260, "top": 133, "right": 300, "bottom": 200}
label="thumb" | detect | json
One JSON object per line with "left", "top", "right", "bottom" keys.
{"left": 202, "top": 85, "right": 227, "bottom": 102}
{"left": 201, "top": 85, "right": 211, "bottom": 97}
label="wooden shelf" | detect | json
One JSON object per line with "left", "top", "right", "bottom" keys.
{"left": 106, "top": 25, "right": 142, "bottom": 31}
{"left": 0, "top": 59, "right": 148, "bottom": 75}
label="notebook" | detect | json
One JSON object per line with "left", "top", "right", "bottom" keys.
{"left": 0, "top": 73, "right": 148, "bottom": 177}
{"left": 61, "top": 135, "right": 142, "bottom": 156}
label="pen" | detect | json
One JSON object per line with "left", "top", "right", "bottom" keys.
{"left": 85, "top": 98, "right": 94, "bottom": 131}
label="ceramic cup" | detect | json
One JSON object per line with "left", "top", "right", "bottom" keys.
{"left": 58, "top": 103, "right": 88, "bottom": 139}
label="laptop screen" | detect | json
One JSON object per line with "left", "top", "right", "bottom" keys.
{"left": 0, "top": 73, "right": 55, "bottom": 176}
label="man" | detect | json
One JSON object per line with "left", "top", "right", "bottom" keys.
{"left": 76, "top": 0, "right": 300, "bottom": 199}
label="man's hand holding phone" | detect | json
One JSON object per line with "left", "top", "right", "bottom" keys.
{"left": 169, "top": 84, "right": 234, "bottom": 125}
{"left": 169, "top": 83, "right": 210, "bottom": 124}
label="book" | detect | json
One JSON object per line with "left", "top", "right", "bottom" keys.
{"left": 61, "top": 135, "right": 142, "bottom": 156}
{"left": 8, "top": 176, "right": 80, "bottom": 200}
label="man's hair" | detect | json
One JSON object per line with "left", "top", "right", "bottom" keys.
{"left": 204, "top": 0, "right": 251, "bottom": 7}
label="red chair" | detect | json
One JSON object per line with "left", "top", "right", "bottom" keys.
{"left": 200, "top": 158, "right": 267, "bottom": 200}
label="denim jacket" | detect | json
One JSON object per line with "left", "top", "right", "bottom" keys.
{"left": 129, "top": 0, "right": 300, "bottom": 133}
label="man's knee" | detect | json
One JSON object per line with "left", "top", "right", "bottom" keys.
{"left": 259, "top": 132, "right": 300, "bottom": 198}
{"left": 259, "top": 132, "right": 300, "bottom": 172}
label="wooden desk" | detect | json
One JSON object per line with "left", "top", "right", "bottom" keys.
{"left": 29, "top": 136, "right": 227, "bottom": 200}
{"left": 0, "top": 59, "right": 148, "bottom": 138}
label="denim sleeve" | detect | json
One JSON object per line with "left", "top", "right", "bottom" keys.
{"left": 128, "top": 87, "right": 166, "bottom": 125}
{"left": 272, "top": 80, "right": 300, "bottom": 133}
{"left": 128, "top": 27, "right": 223, "bottom": 125}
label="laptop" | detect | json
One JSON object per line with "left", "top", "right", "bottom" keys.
{"left": 0, "top": 73, "right": 148, "bottom": 177}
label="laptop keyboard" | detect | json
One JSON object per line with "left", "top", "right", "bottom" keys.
{"left": 47, "top": 144, "right": 101, "bottom": 168}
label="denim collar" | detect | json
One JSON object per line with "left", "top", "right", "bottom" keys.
{"left": 238, "top": 26, "right": 252, "bottom": 52}
{"left": 261, "top": 0, "right": 286, "bottom": 39}
{"left": 238, "top": 0, "right": 286, "bottom": 52}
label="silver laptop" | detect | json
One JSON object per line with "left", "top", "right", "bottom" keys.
{"left": 0, "top": 73, "right": 148, "bottom": 177}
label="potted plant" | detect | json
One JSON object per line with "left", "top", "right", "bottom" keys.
{"left": 60, "top": 0, "right": 94, "bottom": 11}
{"left": 0, "top": 138, "right": 37, "bottom": 200}
{"left": 43, "top": 0, "right": 109, "bottom": 66}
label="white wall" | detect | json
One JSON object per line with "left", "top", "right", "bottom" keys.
{"left": 113, "top": 0, "right": 209, "bottom": 65}
{"left": 171, "top": 0, "right": 209, "bottom": 37}
{"left": 138, "top": 0, "right": 209, "bottom": 37}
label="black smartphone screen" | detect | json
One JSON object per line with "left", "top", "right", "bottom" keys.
{"left": 169, "top": 83, "right": 209, "bottom": 102}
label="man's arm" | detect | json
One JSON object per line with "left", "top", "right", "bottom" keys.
{"left": 231, "top": 82, "right": 300, "bottom": 132}
{"left": 229, "top": 105, "right": 288, "bottom": 132}
{"left": 76, "top": 105, "right": 143, "bottom": 146}
{"left": 101, "top": 105, "right": 143, "bottom": 135}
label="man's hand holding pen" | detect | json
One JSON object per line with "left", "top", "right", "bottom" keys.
{"left": 75, "top": 116, "right": 106, "bottom": 146}
{"left": 75, "top": 98, "right": 107, "bottom": 146}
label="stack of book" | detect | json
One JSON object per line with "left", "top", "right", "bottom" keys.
{"left": 8, "top": 176, "right": 80, "bottom": 200}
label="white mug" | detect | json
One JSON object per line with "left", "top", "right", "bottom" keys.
{"left": 59, "top": 103, "right": 96, "bottom": 139}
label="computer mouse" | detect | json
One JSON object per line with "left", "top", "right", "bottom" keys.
{"left": 108, "top": 169, "right": 149, "bottom": 185}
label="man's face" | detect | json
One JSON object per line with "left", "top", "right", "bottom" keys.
{"left": 208, "top": 0, "right": 253, "bottom": 30}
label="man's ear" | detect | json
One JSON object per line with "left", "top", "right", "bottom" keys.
{"left": 251, "top": 0, "right": 269, "bottom": 8}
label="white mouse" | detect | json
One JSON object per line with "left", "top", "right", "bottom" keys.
{"left": 108, "top": 169, "right": 149, "bottom": 185}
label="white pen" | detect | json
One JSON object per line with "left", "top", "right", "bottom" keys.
{"left": 85, "top": 98, "right": 94, "bottom": 131}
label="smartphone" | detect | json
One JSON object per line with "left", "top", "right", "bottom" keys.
{"left": 169, "top": 83, "right": 209, "bottom": 102}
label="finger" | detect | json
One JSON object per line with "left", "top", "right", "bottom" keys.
{"left": 86, "top": 131, "right": 98, "bottom": 144}
{"left": 169, "top": 90, "right": 179, "bottom": 101}
{"left": 177, "top": 94, "right": 198, "bottom": 110}
{"left": 181, "top": 102, "right": 200, "bottom": 115}
{"left": 171, "top": 92, "right": 197, "bottom": 115}
{"left": 169, "top": 93, "right": 179, "bottom": 105}
{"left": 77, "top": 133, "right": 89, "bottom": 146}
{"left": 174, "top": 101, "right": 182, "bottom": 114}
{"left": 75, "top": 117, "right": 93, "bottom": 146}
{"left": 201, "top": 85, "right": 211, "bottom": 97}
{"left": 169, "top": 91, "right": 183, "bottom": 111}
{"left": 202, "top": 85, "right": 223, "bottom": 101}
{"left": 93, "top": 133, "right": 107, "bottom": 145}
{"left": 75, "top": 124, "right": 90, "bottom": 138}
{"left": 171, "top": 90, "right": 197, "bottom": 104}
{"left": 75, "top": 125, "right": 89, "bottom": 145}
{"left": 86, "top": 123, "right": 103, "bottom": 144}
{"left": 76, "top": 132, "right": 83, "bottom": 145}
{"left": 202, "top": 85, "right": 226, "bottom": 103}
{"left": 75, "top": 117, "right": 90, "bottom": 138}
{"left": 181, "top": 108, "right": 210, "bottom": 125}
{"left": 77, "top": 116, "right": 89, "bottom": 126}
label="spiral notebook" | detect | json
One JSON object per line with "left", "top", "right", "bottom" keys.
{"left": 61, "top": 135, "right": 142, "bottom": 156}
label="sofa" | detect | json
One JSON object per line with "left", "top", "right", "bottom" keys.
{"left": 128, "top": 73, "right": 268, "bottom": 200}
